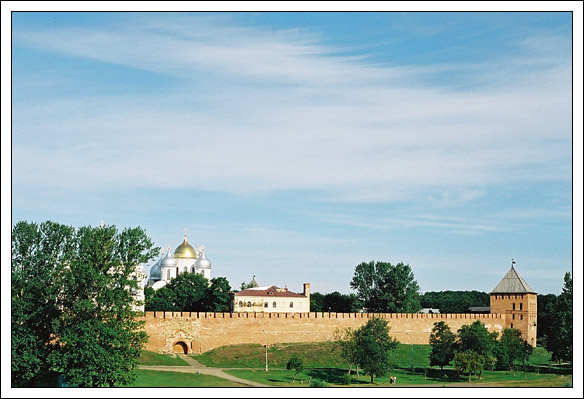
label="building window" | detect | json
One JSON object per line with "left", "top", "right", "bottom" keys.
{"left": 264, "top": 302, "right": 268, "bottom": 308}
{"left": 512, "top": 303, "right": 515, "bottom": 310}
{"left": 511, "top": 323, "right": 514, "bottom": 329}
{"left": 520, "top": 314, "right": 523, "bottom": 320}
{"left": 272, "top": 302, "right": 276, "bottom": 308}
{"left": 512, "top": 314, "right": 515, "bottom": 320}
{"left": 289, "top": 302, "right": 294, "bottom": 308}
{"left": 167, "top": 270, "right": 171, "bottom": 280}
{"left": 238, "top": 301, "right": 243, "bottom": 307}
{"left": 247, "top": 301, "right": 251, "bottom": 307}
{"left": 520, "top": 303, "right": 523, "bottom": 310}
{"left": 184, "top": 267, "right": 188, "bottom": 273}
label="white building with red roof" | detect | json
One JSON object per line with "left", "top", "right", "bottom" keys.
{"left": 234, "top": 283, "right": 311, "bottom": 313}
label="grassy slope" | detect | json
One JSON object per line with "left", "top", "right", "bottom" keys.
{"left": 193, "top": 342, "right": 432, "bottom": 369}
{"left": 138, "top": 350, "right": 189, "bottom": 366}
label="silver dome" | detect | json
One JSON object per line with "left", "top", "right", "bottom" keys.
{"left": 149, "top": 259, "right": 162, "bottom": 280}
{"left": 160, "top": 247, "right": 178, "bottom": 268}
{"left": 195, "top": 249, "right": 211, "bottom": 269}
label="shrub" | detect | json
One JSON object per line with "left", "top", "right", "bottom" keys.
{"left": 310, "top": 378, "right": 327, "bottom": 387}
{"left": 341, "top": 374, "right": 352, "bottom": 385}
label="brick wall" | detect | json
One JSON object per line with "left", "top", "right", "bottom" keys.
{"left": 141, "top": 311, "right": 508, "bottom": 354}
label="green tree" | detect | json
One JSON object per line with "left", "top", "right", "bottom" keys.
{"left": 429, "top": 321, "right": 455, "bottom": 370}
{"left": 495, "top": 328, "right": 532, "bottom": 371}
{"left": 536, "top": 293, "right": 558, "bottom": 344}
{"left": 205, "top": 277, "right": 232, "bottom": 312}
{"left": 162, "top": 272, "right": 209, "bottom": 312}
{"left": 286, "top": 354, "right": 304, "bottom": 382}
{"left": 333, "top": 327, "right": 360, "bottom": 377}
{"left": 544, "top": 272, "right": 572, "bottom": 364}
{"left": 51, "top": 224, "right": 156, "bottom": 387}
{"left": 456, "top": 320, "right": 498, "bottom": 358}
{"left": 350, "top": 261, "right": 421, "bottom": 313}
{"left": 323, "top": 291, "right": 362, "bottom": 313}
{"left": 420, "top": 290, "right": 490, "bottom": 313}
{"left": 453, "top": 350, "right": 494, "bottom": 382}
{"left": 354, "top": 317, "right": 399, "bottom": 383}
{"left": 11, "top": 221, "right": 75, "bottom": 387}
{"left": 310, "top": 292, "right": 324, "bottom": 312}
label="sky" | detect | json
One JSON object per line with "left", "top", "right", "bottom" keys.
{"left": 4, "top": 6, "right": 582, "bottom": 299}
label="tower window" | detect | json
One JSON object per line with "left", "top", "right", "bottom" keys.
{"left": 520, "top": 303, "right": 523, "bottom": 310}
{"left": 167, "top": 270, "right": 171, "bottom": 280}
{"left": 512, "top": 314, "right": 515, "bottom": 320}
{"left": 512, "top": 303, "right": 515, "bottom": 310}
{"left": 511, "top": 323, "right": 514, "bottom": 329}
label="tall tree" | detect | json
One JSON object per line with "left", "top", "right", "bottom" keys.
{"left": 544, "top": 272, "right": 573, "bottom": 364}
{"left": 51, "top": 224, "right": 157, "bottom": 387}
{"left": 429, "top": 321, "right": 456, "bottom": 370}
{"left": 12, "top": 221, "right": 157, "bottom": 388}
{"left": 350, "top": 261, "right": 421, "bottom": 313}
{"left": 11, "top": 221, "right": 75, "bottom": 387}
{"left": 205, "top": 277, "right": 232, "bottom": 312}
{"left": 354, "top": 317, "right": 399, "bottom": 383}
{"left": 495, "top": 328, "right": 532, "bottom": 371}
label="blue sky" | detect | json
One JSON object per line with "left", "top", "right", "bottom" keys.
{"left": 5, "top": 9, "right": 581, "bottom": 297}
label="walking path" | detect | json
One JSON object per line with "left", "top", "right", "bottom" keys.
{"left": 139, "top": 354, "right": 270, "bottom": 387}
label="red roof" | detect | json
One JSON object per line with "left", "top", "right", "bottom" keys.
{"left": 235, "top": 286, "right": 306, "bottom": 298}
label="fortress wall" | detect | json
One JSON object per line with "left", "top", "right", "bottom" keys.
{"left": 141, "top": 311, "right": 507, "bottom": 354}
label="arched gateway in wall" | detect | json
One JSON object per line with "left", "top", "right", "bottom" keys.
{"left": 173, "top": 341, "right": 188, "bottom": 354}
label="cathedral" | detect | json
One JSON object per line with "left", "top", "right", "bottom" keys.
{"left": 147, "top": 233, "right": 212, "bottom": 290}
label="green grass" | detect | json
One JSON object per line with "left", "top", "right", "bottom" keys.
{"left": 192, "top": 341, "right": 346, "bottom": 369}
{"left": 138, "top": 350, "right": 189, "bottom": 366}
{"left": 193, "top": 341, "right": 433, "bottom": 370}
{"left": 196, "top": 341, "right": 572, "bottom": 388}
{"left": 122, "top": 369, "right": 247, "bottom": 387}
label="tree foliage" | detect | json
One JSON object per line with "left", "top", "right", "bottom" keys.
{"left": 333, "top": 327, "right": 360, "bottom": 377}
{"left": 145, "top": 274, "right": 232, "bottom": 312}
{"left": 11, "top": 221, "right": 157, "bottom": 387}
{"left": 456, "top": 320, "right": 498, "bottom": 357}
{"left": 286, "top": 354, "right": 304, "bottom": 382}
{"left": 354, "top": 317, "right": 399, "bottom": 383}
{"left": 420, "top": 290, "right": 490, "bottom": 313}
{"left": 350, "top": 261, "right": 421, "bottom": 313}
{"left": 429, "top": 321, "right": 455, "bottom": 370}
{"left": 544, "top": 272, "right": 572, "bottom": 364}
{"left": 495, "top": 328, "right": 532, "bottom": 371}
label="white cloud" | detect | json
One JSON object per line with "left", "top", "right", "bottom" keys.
{"left": 11, "top": 14, "right": 572, "bottom": 205}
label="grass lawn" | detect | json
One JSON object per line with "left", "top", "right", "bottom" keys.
{"left": 122, "top": 369, "right": 247, "bottom": 387}
{"left": 139, "top": 350, "right": 189, "bottom": 366}
{"left": 196, "top": 341, "right": 572, "bottom": 388}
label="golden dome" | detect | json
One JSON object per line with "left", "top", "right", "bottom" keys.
{"left": 174, "top": 235, "right": 197, "bottom": 259}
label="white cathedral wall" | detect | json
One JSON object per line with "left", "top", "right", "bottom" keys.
{"left": 233, "top": 296, "right": 309, "bottom": 313}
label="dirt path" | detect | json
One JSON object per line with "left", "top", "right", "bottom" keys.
{"left": 139, "top": 354, "right": 270, "bottom": 387}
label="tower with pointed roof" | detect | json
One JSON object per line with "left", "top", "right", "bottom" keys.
{"left": 490, "top": 260, "right": 537, "bottom": 347}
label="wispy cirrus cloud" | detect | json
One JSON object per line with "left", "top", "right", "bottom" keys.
{"left": 12, "top": 14, "right": 572, "bottom": 205}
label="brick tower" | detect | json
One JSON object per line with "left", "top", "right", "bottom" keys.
{"left": 490, "top": 260, "right": 537, "bottom": 347}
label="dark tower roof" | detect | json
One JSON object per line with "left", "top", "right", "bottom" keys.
{"left": 491, "top": 263, "right": 536, "bottom": 294}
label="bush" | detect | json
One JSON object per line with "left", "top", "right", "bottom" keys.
{"left": 341, "top": 374, "right": 352, "bottom": 385}
{"left": 310, "top": 378, "right": 327, "bottom": 387}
